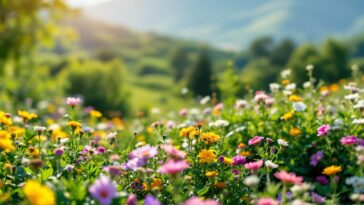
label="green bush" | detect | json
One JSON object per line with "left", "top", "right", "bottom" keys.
{"left": 64, "top": 59, "right": 130, "bottom": 116}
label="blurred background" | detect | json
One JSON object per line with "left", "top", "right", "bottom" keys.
{"left": 1, "top": 0, "right": 364, "bottom": 117}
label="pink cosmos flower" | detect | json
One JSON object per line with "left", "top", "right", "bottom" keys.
{"left": 256, "top": 197, "right": 279, "bottom": 205}
{"left": 89, "top": 175, "right": 117, "bottom": 205}
{"left": 274, "top": 170, "right": 303, "bottom": 184}
{"left": 340, "top": 136, "right": 358, "bottom": 145}
{"left": 158, "top": 159, "right": 189, "bottom": 175}
{"left": 129, "top": 145, "right": 158, "bottom": 159}
{"left": 244, "top": 160, "right": 263, "bottom": 171}
{"left": 317, "top": 124, "right": 331, "bottom": 136}
{"left": 161, "top": 144, "right": 187, "bottom": 159}
{"left": 254, "top": 91, "right": 268, "bottom": 102}
{"left": 249, "top": 136, "right": 264, "bottom": 145}
{"left": 66, "top": 97, "right": 82, "bottom": 107}
{"left": 182, "top": 197, "right": 220, "bottom": 205}
{"left": 126, "top": 194, "right": 137, "bottom": 205}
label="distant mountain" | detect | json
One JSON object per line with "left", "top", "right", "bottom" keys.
{"left": 84, "top": 0, "right": 364, "bottom": 50}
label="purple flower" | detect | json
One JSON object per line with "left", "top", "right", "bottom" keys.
{"left": 359, "top": 139, "right": 364, "bottom": 146}
{"left": 129, "top": 145, "right": 158, "bottom": 159}
{"left": 54, "top": 147, "right": 64, "bottom": 156}
{"left": 248, "top": 136, "right": 264, "bottom": 145}
{"left": 218, "top": 156, "right": 225, "bottom": 163}
{"left": 311, "top": 192, "right": 325, "bottom": 204}
{"left": 317, "top": 124, "right": 331, "bottom": 136}
{"left": 144, "top": 194, "right": 161, "bottom": 205}
{"left": 123, "top": 158, "right": 147, "bottom": 171}
{"left": 340, "top": 136, "right": 358, "bottom": 145}
{"left": 97, "top": 146, "right": 106, "bottom": 154}
{"left": 316, "top": 175, "right": 329, "bottom": 185}
{"left": 310, "top": 151, "right": 324, "bottom": 166}
{"left": 232, "top": 155, "right": 246, "bottom": 166}
{"left": 89, "top": 175, "right": 117, "bottom": 205}
{"left": 103, "top": 165, "right": 123, "bottom": 177}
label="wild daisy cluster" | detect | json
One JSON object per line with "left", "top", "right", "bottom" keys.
{"left": 1, "top": 67, "right": 364, "bottom": 205}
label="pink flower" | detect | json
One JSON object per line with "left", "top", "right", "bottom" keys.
{"left": 179, "top": 108, "right": 188, "bottom": 117}
{"left": 158, "top": 159, "right": 189, "bottom": 175}
{"left": 254, "top": 91, "right": 268, "bottom": 102}
{"left": 126, "top": 194, "right": 137, "bottom": 205}
{"left": 89, "top": 175, "right": 117, "bottom": 205}
{"left": 256, "top": 197, "right": 279, "bottom": 205}
{"left": 340, "top": 136, "right": 358, "bottom": 145}
{"left": 244, "top": 160, "right": 263, "bottom": 171}
{"left": 54, "top": 147, "right": 64, "bottom": 156}
{"left": 317, "top": 124, "right": 331, "bottom": 136}
{"left": 182, "top": 197, "right": 220, "bottom": 205}
{"left": 66, "top": 97, "right": 82, "bottom": 107}
{"left": 161, "top": 144, "right": 186, "bottom": 159}
{"left": 249, "top": 136, "right": 264, "bottom": 145}
{"left": 274, "top": 170, "right": 303, "bottom": 184}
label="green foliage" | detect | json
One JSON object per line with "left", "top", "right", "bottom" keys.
{"left": 218, "top": 61, "right": 241, "bottom": 100}
{"left": 240, "top": 58, "right": 279, "bottom": 91}
{"left": 170, "top": 48, "right": 189, "bottom": 82}
{"left": 187, "top": 52, "right": 213, "bottom": 96}
{"left": 64, "top": 59, "right": 130, "bottom": 116}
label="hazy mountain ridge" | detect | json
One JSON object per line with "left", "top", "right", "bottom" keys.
{"left": 84, "top": 0, "right": 364, "bottom": 49}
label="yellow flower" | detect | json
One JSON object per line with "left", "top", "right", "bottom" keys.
{"left": 23, "top": 180, "right": 55, "bottom": 205}
{"left": 147, "top": 127, "right": 153, "bottom": 134}
{"left": 198, "top": 149, "right": 216, "bottom": 164}
{"left": 151, "top": 178, "right": 163, "bottom": 190}
{"left": 67, "top": 121, "right": 81, "bottom": 128}
{"left": 289, "top": 128, "right": 302, "bottom": 137}
{"left": 289, "top": 95, "right": 302, "bottom": 102}
{"left": 0, "top": 131, "right": 14, "bottom": 152}
{"left": 205, "top": 171, "right": 218, "bottom": 177}
{"left": 322, "top": 165, "right": 342, "bottom": 175}
{"left": 282, "top": 79, "right": 290, "bottom": 85}
{"left": 51, "top": 129, "right": 69, "bottom": 140}
{"left": 18, "top": 110, "right": 38, "bottom": 121}
{"left": 180, "top": 126, "right": 200, "bottom": 139}
{"left": 90, "top": 110, "right": 102, "bottom": 118}
{"left": 200, "top": 132, "right": 220, "bottom": 144}
{"left": 281, "top": 111, "right": 294, "bottom": 121}
{"left": 0, "top": 113, "right": 12, "bottom": 126}
{"left": 330, "top": 84, "right": 339, "bottom": 92}
{"left": 240, "top": 151, "right": 251, "bottom": 157}
{"left": 223, "top": 157, "right": 233, "bottom": 165}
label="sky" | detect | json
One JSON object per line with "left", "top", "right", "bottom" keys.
{"left": 66, "top": 0, "right": 110, "bottom": 7}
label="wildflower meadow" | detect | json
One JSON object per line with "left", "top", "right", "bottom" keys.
{"left": 0, "top": 66, "right": 364, "bottom": 205}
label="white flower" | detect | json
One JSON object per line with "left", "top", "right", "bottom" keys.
{"left": 345, "top": 93, "right": 359, "bottom": 100}
{"left": 243, "top": 175, "right": 259, "bottom": 187}
{"left": 200, "top": 96, "right": 211, "bottom": 105}
{"left": 285, "top": 83, "right": 296, "bottom": 90}
{"left": 235, "top": 99, "right": 247, "bottom": 109}
{"left": 306, "top": 64, "right": 314, "bottom": 71}
{"left": 33, "top": 126, "right": 46, "bottom": 132}
{"left": 151, "top": 108, "right": 160, "bottom": 114}
{"left": 181, "top": 87, "right": 189, "bottom": 95}
{"left": 354, "top": 100, "right": 364, "bottom": 109}
{"left": 283, "top": 90, "right": 293, "bottom": 96}
{"left": 290, "top": 183, "right": 311, "bottom": 193}
{"left": 303, "top": 81, "right": 311, "bottom": 88}
{"left": 332, "top": 119, "right": 343, "bottom": 130}
{"left": 265, "top": 160, "right": 278, "bottom": 169}
{"left": 293, "top": 102, "right": 307, "bottom": 112}
{"left": 209, "top": 120, "right": 229, "bottom": 128}
{"left": 346, "top": 176, "right": 364, "bottom": 193}
{"left": 353, "top": 118, "right": 364, "bottom": 125}
{"left": 278, "top": 139, "right": 288, "bottom": 146}
{"left": 281, "top": 69, "right": 291, "bottom": 78}
{"left": 344, "top": 84, "right": 359, "bottom": 92}
{"left": 269, "top": 83, "right": 280, "bottom": 92}
{"left": 106, "top": 132, "right": 118, "bottom": 140}
{"left": 351, "top": 64, "right": 359, "bottom": 71}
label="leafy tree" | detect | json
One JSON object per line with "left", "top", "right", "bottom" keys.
{"left": 249, "top": 36, "right": 273, "bottom": 59}
{"left": 187, "top": 52, "right": 213, "bottom": 96}
{"left": 271, "top": 38, "right": 296, "bottom": 66}
{"left": 218, "top": 61, "right": 241, "bottom": 100}
{"left": 170, "top": 48, "right": 189, "bottom": 82}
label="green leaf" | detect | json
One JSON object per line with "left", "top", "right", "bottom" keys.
{"left": 197, "top": 186, "right": 209, "bottom": 196}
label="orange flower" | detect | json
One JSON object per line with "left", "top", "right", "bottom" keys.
{"left": 322, "top": 165, "right": 342, "bottom": 175}
{"left": 289, "top": 95, "right": 302, "bottom": 102}
{"left": 289, "top": 128, "right": 302, "bottom": 137}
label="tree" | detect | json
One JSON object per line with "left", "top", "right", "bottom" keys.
{"left": 170, "top": 48, "right": 189, "bottom": 82}
{"left": 187, "top": 52, "right": 213, "bottom": 96}
{"left": 271, "top": 38, "right": 296, "bottom": 66}
{"left": 249, "top": 36, "right": 273, "bottom": 59}
{"left": 219, "top": 61, "right": 241, "bottom": 100}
